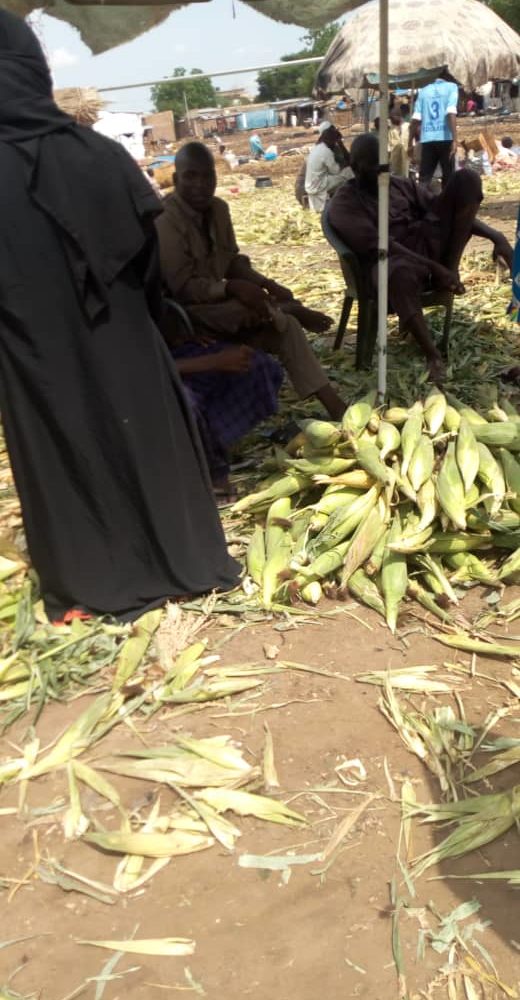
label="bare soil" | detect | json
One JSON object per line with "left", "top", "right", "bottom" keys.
{"left": 2, "top": 592, "right": 520, "bottom": 1000}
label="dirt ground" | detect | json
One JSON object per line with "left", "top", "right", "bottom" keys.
{"left": 1, "top": 162, "right": 520, "bottom": 1000}
{"left": 2, "top": 597, "right": 520, "bottom": 1000}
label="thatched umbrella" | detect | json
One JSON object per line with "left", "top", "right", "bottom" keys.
{"left": 317, "top": 0, "right": 520, "bottom": 94}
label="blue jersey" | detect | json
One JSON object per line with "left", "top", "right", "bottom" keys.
{"left": 413, "top": 79, "right": 458, "bottom": 143}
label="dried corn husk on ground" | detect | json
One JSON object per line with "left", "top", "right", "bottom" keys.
{"left": 53, "top": 87, "right": 105, "bottom": 126}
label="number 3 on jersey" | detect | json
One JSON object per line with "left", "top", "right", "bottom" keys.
{"left": 429, "top": 99, "right": 440, "bottom": 120}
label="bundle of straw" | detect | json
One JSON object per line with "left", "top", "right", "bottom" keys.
{"left": 54, "top": 87, "right": 104, "bottom": 126}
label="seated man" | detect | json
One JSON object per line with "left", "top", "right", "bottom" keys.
{"left": 304, "top": 121, "right": 353, "bottom": 213}
{"left": 329, "top": 133, "right": 513, "bottom": 382}
{"left": 157, "top": 142, "right": 345, "bottom": 419}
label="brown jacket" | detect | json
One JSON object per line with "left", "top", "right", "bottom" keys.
{"left": 156, "top": 191, "right": 244, "bottom": 304}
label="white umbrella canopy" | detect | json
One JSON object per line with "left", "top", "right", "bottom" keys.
{"left": 317, "top": 0, "right": 520, "bottom": 94}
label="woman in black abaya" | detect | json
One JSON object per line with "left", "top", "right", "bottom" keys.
{"left": 0, "top": 9, "right": 239, "bottom": 621}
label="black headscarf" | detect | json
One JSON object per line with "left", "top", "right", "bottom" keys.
{"left": 0, "top": 8, "right": 73, "bottom": 140}
{"left": 0, "top": 8, "right": 162, "bottom": 318}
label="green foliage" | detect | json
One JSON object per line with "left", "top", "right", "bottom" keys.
{"left": 486, "top": 0, "right": 520, "bottom": 33}
{"left": 256, "top": 23, "right": 341, "bottom": 103}
{"left": 151, "top": 67, "right": 217, "bottom": 117}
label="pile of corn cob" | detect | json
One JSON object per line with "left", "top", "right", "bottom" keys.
{"left": 235, "top": 390, "right": 520, "bottom": 630}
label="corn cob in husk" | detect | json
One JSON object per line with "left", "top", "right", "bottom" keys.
{"left": 232, "top": 394, "right": 520, "bottom": 627}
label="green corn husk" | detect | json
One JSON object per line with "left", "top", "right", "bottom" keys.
{"left": 112, "top": 608, "right": 162, "bottom": 692}
{"left": 85, "top": 828, "right": 215, "bottom": 857}
{"left": 246, "top": 524, "right": 266, "bottom": 586}
{"left": 400, "top": 405, "right": 423, "bottom": 478}
{"left": 300, "top": 580, "right": 323, "bottom": 605}
{"left": 406, "top": 580, "right": 453, "bottom": 623}
{"left": 456, "top": 418, "right": 480, "bottom": 494}
{"left": 232, "top": 473, "right": 308, "bottom": 513}
{"left": 421, "top": 569, "right": 445, "bottom": 595}
{"left": 412, "top": 784, "right": 520, "bottom": 877}
{"left": 418, "top": 553, "right": 458, "bottom": 605}
{"left": 392, "top": 460, "right": 417, "bottom": 503}
{"left": 310, "top": 485, "right": 380, "bottom": 556}
{"left": 300, "top": 418, "right": 341, "bottom": 450}
{"left": 424, "top": 390, "right": 447, "bottom": 436}
{"left": 498, "top": 546, "right": 520, "bottom": 583}
{"left": 195, "top": 788, "right": 307, "bottom": 827}
{"left": 355, "top": 443, "right": 392, "bottom": 485}
{"left": 377, "top": 420, "right": 401, "bottom": 460}
{"left": 339, "top": 498, "right": 387, "bottom": 590}
{"left": 262, "top": 498, "right": 293, "bottom": 609}
{"left": 366, "top": 526, "right": 390, "bottom": 577}
{"left": 477, "top": 443, "right": 505, "bottom": 515}
{"left": 408, "top": 436, "right": 434, "bottom": 493}
{"left": 348, "top": 569, "right": 385, "bottom": 616}
{"left": 381, "top": 512, "right": 408, "bottom": 634}
{"left": 473, "top": 422, "right": 520, "bottom": 448}
{"left": 466, "top": 745, "right": 520, "bottom": 783}
{"left": 499, "top": 396, "right": 520, "bottom": 417}
{"left": 384, "top": 406, "right": 410, "bottom": 426}
{"left": 499, "top": 448, "right": 520, "bottom": 515}
{"left": 285, "top": 456, "right": 355, "bottom": 477}
{"left": 436, "top": 441, "right": 466, "bottom": 531}
{"left": 433, "top": 632, "right": 520, "bottom": 658}
{"left": 387, "top": 524, "right": 433, "bottom": 554}
{"left": 313, "top": 469, "right": 374, "bottom": 490}
{"left": 290, "top": 509, "right": 312, "bottom": 543}
{"left": 428, "top": 532, "right": 492, "bottom": 554}
{"left": 341, "top": 391, "right": 377, "bottom": 438}
{"left": 443, "top": 405, "right": 461, "bottom": 432}
{"left": 446, "top": 552, "right": 498, "bottom": 586}
{"left": 446, "top": 393, "right": 487, "bottom": 426}
{"left": 415, "top": 479, "right": 437, "bottom": 533}
{"left": 308, "top": 511, "right": 328, "bottom": 534}
{"left": 464, "top": 483, "right": 480, "bottom": 509}
{"left": 298, "top": 540, "right": 351, "bottom": 581}
{"left": 488, "top": 402, "right": 510, "bottom": 423}
{"left": 310, "top": 488, "right": 362, "bottom": 517}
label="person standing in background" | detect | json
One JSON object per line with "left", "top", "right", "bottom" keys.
{"left": 304, "top": 121, "right": 352, "bottom": 213}
{"left": 408, "top": 70, "right": 459, "bottom": 188}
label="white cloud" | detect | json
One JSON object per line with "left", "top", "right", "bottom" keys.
{"left": 49, "top": 47, "right": 78, "bottom": 70}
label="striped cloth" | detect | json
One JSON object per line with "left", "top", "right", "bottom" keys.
{"left": 508, "top": 207, "right": 520, "bottom": 323}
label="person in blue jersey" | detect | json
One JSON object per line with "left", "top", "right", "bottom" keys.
{"left": 409, "top": 70, "right": 460, "bottom": 187}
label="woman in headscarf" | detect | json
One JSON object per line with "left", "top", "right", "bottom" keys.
{"left": 0, "top": 9, "right": 239, "bottom": 621}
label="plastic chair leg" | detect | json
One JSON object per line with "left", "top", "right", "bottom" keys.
{"left": 440, "top": 295, "right": 454, "bottom": 356}
{"left": 334, "top": 295, "right": 354, "bottom": 350}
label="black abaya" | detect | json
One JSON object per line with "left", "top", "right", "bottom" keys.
{"left": 0, "top": 10, "right": 239, "bottom": 620}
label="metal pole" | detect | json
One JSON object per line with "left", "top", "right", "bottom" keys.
{"left": 377, "top": 0, "right": 390, "bottom": 402}
{"left": 97, "top": 56, "right": 323, "bottom": 94}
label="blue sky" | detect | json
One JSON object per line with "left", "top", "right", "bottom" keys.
{"left": 37, "top": 0, "right": 306, "bottom": 112}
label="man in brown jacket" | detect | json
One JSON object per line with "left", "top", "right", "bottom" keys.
{"left": 156, "top": 142, "right": 345, "bottom": 419}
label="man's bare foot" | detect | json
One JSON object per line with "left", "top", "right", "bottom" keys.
{"left": 427, "top": 354, "right": 446, "bottom": 385}
{"left": 289, "top": 303, "right": 333, "bottom": 333}
{"left": 315, "top": 383, "right": 346, "bottom": 420}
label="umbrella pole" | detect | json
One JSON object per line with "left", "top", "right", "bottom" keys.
{"left": 377, "top": 0, "right": 389, "bottom": 402}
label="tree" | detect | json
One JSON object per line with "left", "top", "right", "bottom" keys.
{"left": 151, "top": 67, "right": 217, "bottom": 116}
{"left": 257, "top": 23, "right": 341, "bottom": 103}
{"left": 486, "top": 0, "right": 520, "bottom": 33}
